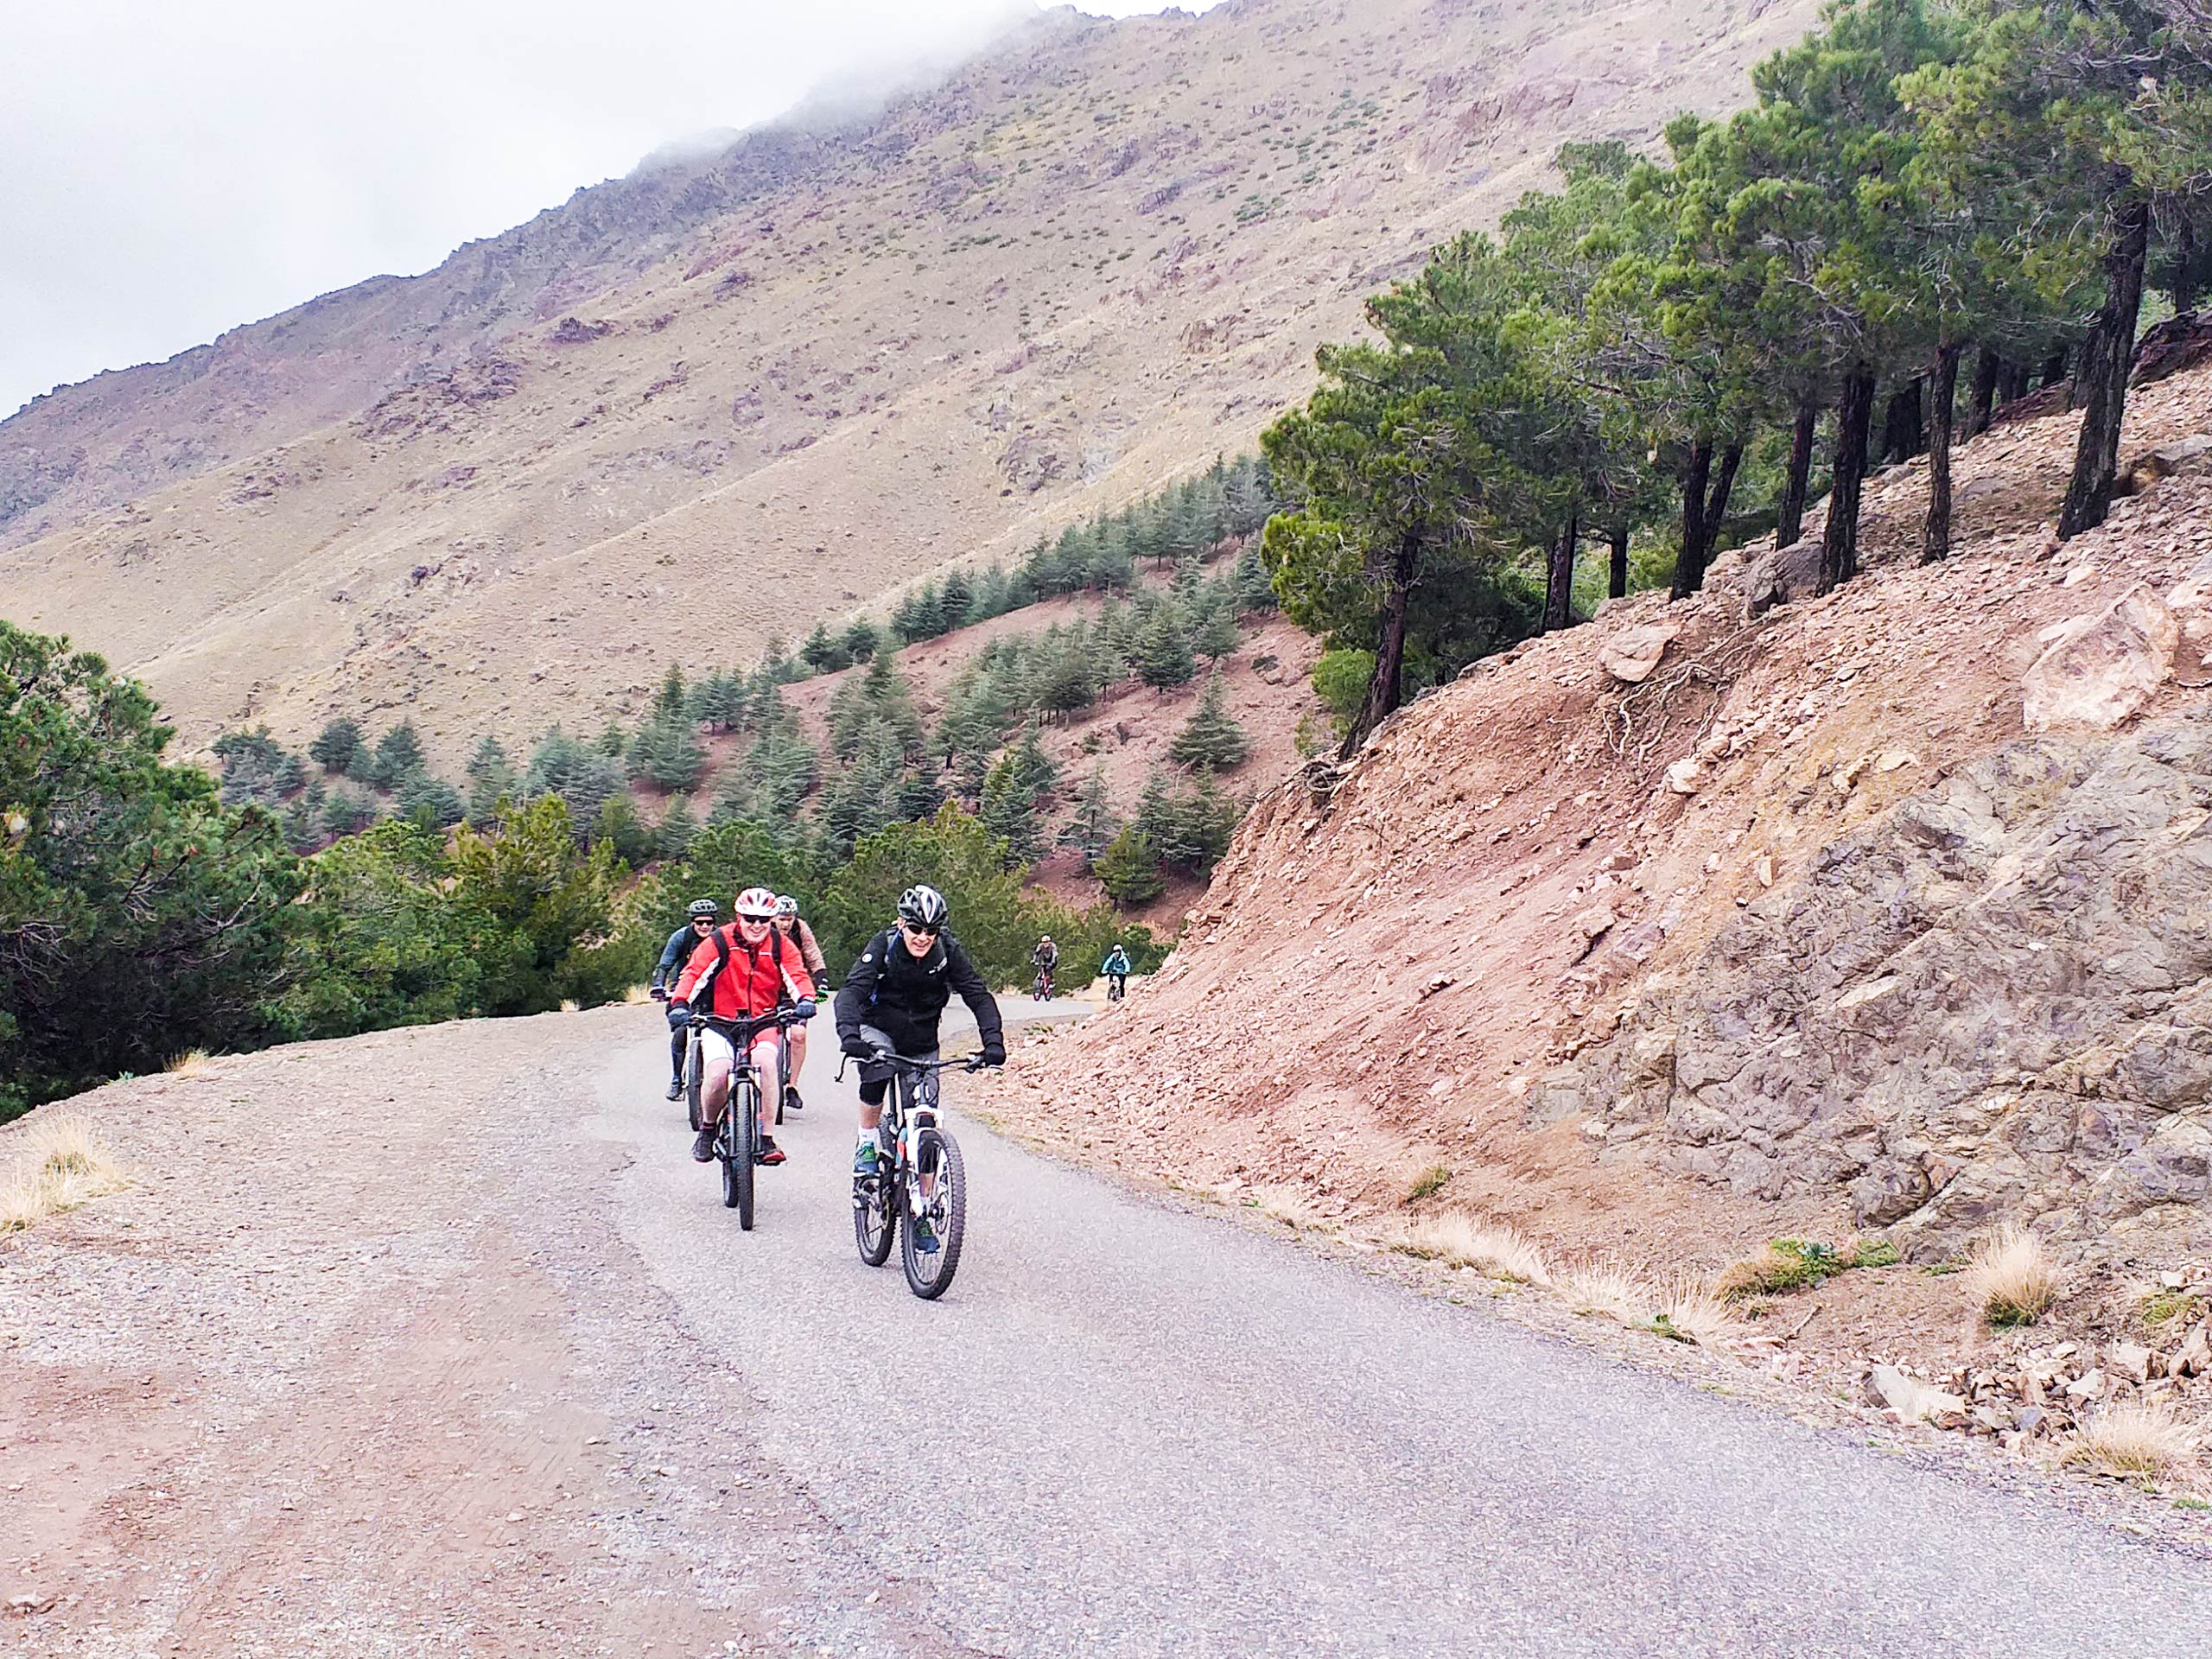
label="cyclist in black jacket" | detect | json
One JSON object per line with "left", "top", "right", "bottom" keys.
{"left": 833, "top": 883, "right": 1005, "bottom": 1182}
{"left": 651, "top": 899, "right": 720, "bottom": 1099}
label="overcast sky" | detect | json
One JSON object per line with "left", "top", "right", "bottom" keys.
{"left": 0, "top": 1, "right": 1218, "bottom": 419}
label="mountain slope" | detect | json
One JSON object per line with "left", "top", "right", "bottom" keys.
{"left": 981, "top": 359, "right": 2212, "bottom": 1446}
{"left": 0, "top": 0, "right": 1821, "bottom": 760}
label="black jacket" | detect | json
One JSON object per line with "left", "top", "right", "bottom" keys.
{"left": 651, "top": 925, "right": 699, "bottom": 990}
{"left": 835, "top": 927, "right": 1004, "bottom": 1058}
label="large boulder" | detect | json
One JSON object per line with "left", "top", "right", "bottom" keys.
{"left": 2022, "top": 583, "right": 2177, "bottom": 732}
{"left": 1548, "top": 709, "right": 2212, "bottom": 1246}
{"left": 1599, "top": 622, "right": 1681, "bottom": 685}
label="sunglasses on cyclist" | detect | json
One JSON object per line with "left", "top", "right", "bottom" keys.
{"left": 900, "top": 921, "right": 939, "bottom": 938}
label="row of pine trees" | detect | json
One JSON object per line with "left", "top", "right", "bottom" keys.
{"left": 1262, "top": 0, "right": 2212, "bottom": 753}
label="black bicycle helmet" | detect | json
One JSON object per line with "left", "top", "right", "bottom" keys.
{"left": 687, "top": 898, "right": 720, "bottom": 921}
{"left": 897, "top": 884, "right": 950, "bottom": 929}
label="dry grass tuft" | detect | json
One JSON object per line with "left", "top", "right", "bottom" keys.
{"left": 163, "top": 1049, "right": 213, "bottom": 1077}
{"left": 1397, "top": 1214, "right": 1552, "bottom": 1285}
{"left": 1650, "top": 1275, "right": 1739, "bottom": 1346}
{"left": 0, "top": 1114, "right": 131, "bottom": 1235}
{"left": 558, "top": 999, "right": 582, "bottom": 1014}
{"left": 1249, "top": 1184, "right": 1335, "bottom": 1233}
{"left": 0, "top": 1172, "right": 44, "bottom": 1233}
{"left": 1966, "top": 1224, "right": 2059, "bottom": 1327}
{"left": 1557, "top": 1257, "right": 1650, "bottom": 1325}
{"left": 2060, "top": 1404, "right": 2199, "bottom": 1478}
{"left": 622, "top": 983, "right": 655, "bottom": 1007}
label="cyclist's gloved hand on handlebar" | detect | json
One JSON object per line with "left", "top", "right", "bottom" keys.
{"left": 840, "top": 1031, "right": 874, "bottom": 1059}
{"left": 979, "top": 1040, "right": 1007, "bottom": 1068}
{"left": 792, "top": 999, "right": 817, "bottom": 1021}
{"left": 811, "top": 971, "right": 831, "bottom": 998}
{"left": 664, "top": 1001, "right": 690, "bottom": 1030}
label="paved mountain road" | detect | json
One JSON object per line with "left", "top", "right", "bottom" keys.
{"left": 4, "top": 1003, "right": 2209, "bottom": 1657}
{"left": 607, "top": 1008, "right": 2210, "bottom": 1659}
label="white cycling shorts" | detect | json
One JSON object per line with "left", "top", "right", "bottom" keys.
{"left": 698, "top": 1024, "right": 784, "bottom": 1072}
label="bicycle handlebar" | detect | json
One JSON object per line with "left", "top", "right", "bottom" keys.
{"left": 687, "top": 1002, "right": 817, "bottom": 1035}
{"left": 834, "top": 1049, "right": 989, "bottom": 1082}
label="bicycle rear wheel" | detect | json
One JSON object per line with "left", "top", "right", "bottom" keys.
{"left": 900, "top": 1126, "right": 966, "bottom": 1300}
{"left": 725, "top": 1079, "right": 759, "bottom": 1228}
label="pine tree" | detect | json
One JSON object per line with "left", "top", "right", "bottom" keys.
{"left": 657, "top": 795, "right": 700, "bottom": 860}
{"left": 653, "top": 664, "right": 689, "bottom": 720}
{"left": 464, "top": 737, "right": 516, "bottom": 829}
{"left": 523, "top": 728, "right": 623, "bottom": 836}
{"left": 627, "top": 716, "right": 704, "bottom": 792}
{"left": 321, "top": 786, "right": 380, "bottom": 836}
{"left": 820, "top": 720, "right": 906, "bottom": 855}
{"left": 1058, "top": 767, "right": 1121, "bottom": 871}
{"left": 1135, "top": 604, "right": 1197, "bottom": 691}
{"left": 1193, "top": 603, "right": 1241, "bottom": 664}
{"left": 595, "top": 721, "right": 629, "bottom": 760}
{"left": 1230, "top": 543, "right": 1276, "bottom": 612}
{"left": 841, "top": 619, "right": 883, "bottom": 663}
{"left": 939, "top": 570, "right": 975, "bottom": 626}
{"left": 309, "top": 716, "right": 365, "bottom": 776}
{"left": 1096, "top": 825, "right": 1166, "bottom": 905}
{"left": 800, "top": 622, "right": 849, "bottom": 674}
{"left": 1136, "top": 766, "right": 1240, "bottom": 874}
{"left": 1007, "top": 728, "right": 1057, "bottom": 800}
{"left": 591, "top": 792, "right": 656, "bottom": 864}
{"left": 978, "top": 751, "right": 1045, "bottom": 868}
{"left": 897, "top": 766, "right": 948, "bottom": 823}
{"left": 365, "top": 721, "right": 428, "bottom": 789}
{"left": 1169, "top": 674, "right": 1251, "bottom": 771}
{"left": 396, "top": 768, "right": 465, "bottom": 830}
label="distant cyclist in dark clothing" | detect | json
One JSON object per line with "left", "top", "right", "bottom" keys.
{"left": 834, "top": 883, "right": 1005, "bottom": 1181}
{"left": 652, "top": 899, "right": 720, "bottom": 1099}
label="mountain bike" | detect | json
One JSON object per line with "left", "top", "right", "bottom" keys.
{"left": 842, "top": 1049, "right": 979, "bottom": 1299}
{"left": 1107, "top": 976, "right": 1126, "bottom": 1002}
{"left": 695, "top": 1005, "right": 812, "bottom": 1230}
{"left": 1032, "top": 966, "right": 1055, "bottom": 1001}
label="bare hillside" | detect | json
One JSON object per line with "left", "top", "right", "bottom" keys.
{"left": 985, "top": 360, "right": 2212, "bottom": 1454}
{"left": 0, "top": 0, "right": 1820, "bottom": 760}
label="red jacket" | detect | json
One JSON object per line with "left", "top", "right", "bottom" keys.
{"left": 672, "top": 925, "right": 810, "bottom": 1021}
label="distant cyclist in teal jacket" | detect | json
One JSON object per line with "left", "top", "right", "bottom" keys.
{"left": 1102, "top": 944, "right": 1132, "bottom": 1001}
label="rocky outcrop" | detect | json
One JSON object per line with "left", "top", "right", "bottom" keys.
{"left": 1548, "top": 707, "right": 2212, "bottom": 1247}
{"left": 2021, "top": 583, "right": 2177, "bottom": 732}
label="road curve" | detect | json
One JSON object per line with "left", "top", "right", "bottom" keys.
{"left": 605, "top": 1005, "right": 2212, "bottom": 1659}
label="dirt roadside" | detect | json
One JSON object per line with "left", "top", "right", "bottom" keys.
{"left": 0, "top": 1009, "right": 969, "bottom": 1658}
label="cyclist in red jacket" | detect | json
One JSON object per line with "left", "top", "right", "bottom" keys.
{"left": 671, "top": 887, "right": 816, "bottom": 1166}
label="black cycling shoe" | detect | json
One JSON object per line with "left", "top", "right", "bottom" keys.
{"left": 757, "top": 1136, "right": 786, "bottom": 1166}
{"left": 691, "top": 1128, "right": 716, "bottom": 1163}
{"left": 664, "top": 1078, "right": 683, "bottom": 1102}
{"left": 783, "top": 1085, "right": 804, "bottom": 1113}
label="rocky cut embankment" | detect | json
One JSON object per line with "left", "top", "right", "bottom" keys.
{"left": 989, "top": 356, "right": 2212, "bottom": 1281}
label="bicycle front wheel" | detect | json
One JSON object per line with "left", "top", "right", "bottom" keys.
{"left": 900, "top": 1127, "right": 966, "bottom": 1300}
{"left": 685, "top": 1036, "right": 704, "bottom": 1132}
{"left": 725, "top": 1080, "right": 759, "bottom": 1228}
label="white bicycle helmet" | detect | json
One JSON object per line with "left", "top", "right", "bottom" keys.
{"left": 734, "top": 886, "right": 779, "bottom": 921}
{"left": 774, "top": 893, "right": 799, "bottom": 918}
